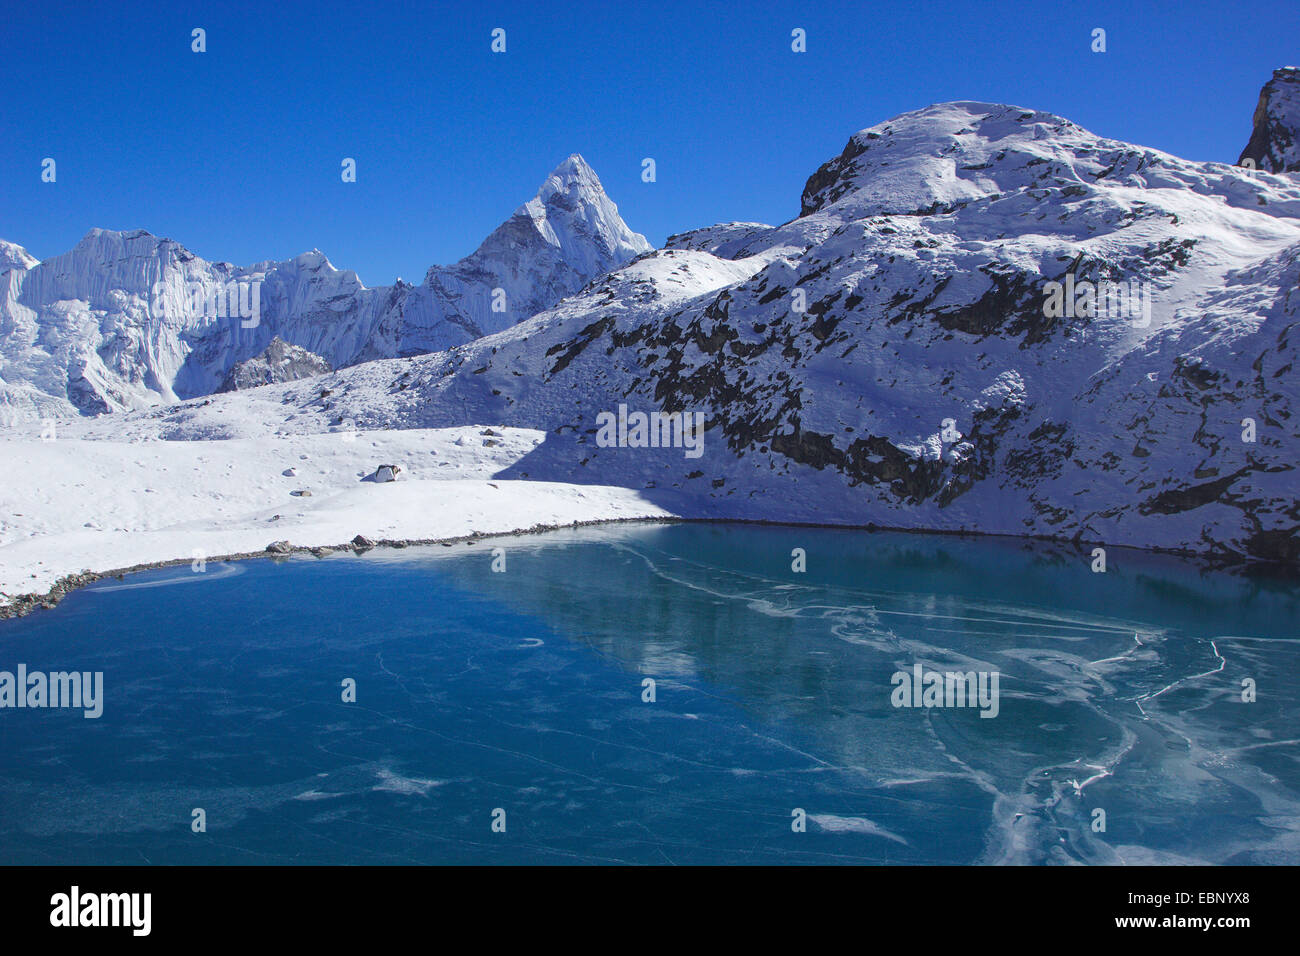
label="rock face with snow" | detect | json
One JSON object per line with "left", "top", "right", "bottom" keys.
{"left": 398, "top": 155, "right": 652, "bottom": 355}
{"left": 1239, "top": 67, "right": 1300, "bottom": 173}
{"left": 216, "top": 337, "right": 332, "bottom": 393}
{"left": 0, "top": 155, "right": 649, "bottom": 419}
{"left": 83, "top": 89, "right": 1300, "bottom": 563}
{"left": 0, "top": 241, "right": 38, "bottom": 274}
{"left": 663, "top": 222, "right": 773, "bottom": 258}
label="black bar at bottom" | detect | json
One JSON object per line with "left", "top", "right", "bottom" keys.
{"left": 0, "top": 865, "right": 1281, "bottom": 942}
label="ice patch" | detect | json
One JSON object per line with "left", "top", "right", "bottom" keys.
{"left": 372, "top": 768, "right": 446, "bottom": 796}
{"left": 809, "top": 813, "right": 910, "bottom": 845}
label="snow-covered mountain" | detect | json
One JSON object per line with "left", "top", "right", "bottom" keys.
{"left": 77, "top": 78, "right": 1300, "bottom": 563}
{"left": 1239, "top": 66, "right": 1300, "bottom": 173}
{"left": 0, "top": 154, "right": 649, "bottom": 418}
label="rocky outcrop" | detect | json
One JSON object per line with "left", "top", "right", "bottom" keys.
{"left": 1238, "top": 67, "right": 1300, "bottom": 173}
{"left": 217, "top": 337, "right": 332, "bottom": 392}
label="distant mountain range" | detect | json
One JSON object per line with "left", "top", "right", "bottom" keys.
{"left": 0, "top": 154, "right": 649, "bottom": 416}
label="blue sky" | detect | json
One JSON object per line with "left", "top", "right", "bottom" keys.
{"left": 2, "top": 0, "right": 1296, "bottom": 285}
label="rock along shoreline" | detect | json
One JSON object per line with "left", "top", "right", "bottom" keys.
{"left": 3, "top": 513, "right": 1294, "bottom": 623}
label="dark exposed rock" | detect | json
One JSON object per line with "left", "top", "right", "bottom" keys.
{"left": 1238, "top": 67, "right": 1300, "bottom": 174}
{"left": 218, "top": 337, "right": 332, "bottom": 392}
{"left": 801, "top": 136, "right": 870, "bottom": 216}
{"left": 1139, "top": 469, "right": 1248, "bottom": 516}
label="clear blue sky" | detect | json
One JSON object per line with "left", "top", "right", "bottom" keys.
{"left": 2, "top": 0, "right": 1296, "bottom": 285}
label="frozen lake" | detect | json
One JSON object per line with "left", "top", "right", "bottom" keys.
{"left": 1, "top": 523, "right": 1296, "bottom": 864}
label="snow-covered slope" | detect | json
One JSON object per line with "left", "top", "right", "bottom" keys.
{"left": 70, "top": 91, "right": 1300, "bottom": 565}
{"left": 0, "top": 155, "right": 649, "bottom": 419}
{"left": 1240, "top": 66, "right": 1300, "bottom": 173}
{"left": 0, "top": 240, "right": 38, "bottom": 274}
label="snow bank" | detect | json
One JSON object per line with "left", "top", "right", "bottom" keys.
{"left": 0, "top": 427, "right": 674, "bottom": 611}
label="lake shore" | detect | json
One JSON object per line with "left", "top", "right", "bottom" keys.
{"left": 5, "top": 427, "right": 1294, "bottom": 622}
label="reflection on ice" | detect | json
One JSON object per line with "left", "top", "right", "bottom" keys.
{"left": 0, "top": 522, "right": 1295, "bottom": 865}
{"left": 431, "top": 525, "right": 1300, "bottom": 865}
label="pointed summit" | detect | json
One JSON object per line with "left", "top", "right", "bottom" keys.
{"left": 534, "top": 153, "right": 603, "bottom": 200}
{"left": 513, "top": 153, "right": 651, "bottom": 265}
{"left": 434, "top": 153, "right": 650, "bottom": 289}
{"left": 399, "top": 154, "right": 651, "bottom": 344}
{"left": 1238, "top": 67, "right": 1300, "bottom": 174}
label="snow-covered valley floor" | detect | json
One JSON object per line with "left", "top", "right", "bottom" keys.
{"left": 0, "top": 427, "right": 675, "bottom": 616}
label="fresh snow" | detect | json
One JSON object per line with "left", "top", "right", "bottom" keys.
{"left": 0, "top": 426, "right": 672, "bottom": 605}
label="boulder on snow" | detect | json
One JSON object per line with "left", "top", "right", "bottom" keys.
{"left": 371, "top": 463, "right": 401, "bottom": 482}
{"left": 266, "top": 540, "right": 293, "bottom": 554}
{"left": 351, "top": 534, "right": 375, "bottom": 550}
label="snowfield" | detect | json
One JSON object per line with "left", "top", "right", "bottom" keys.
{"left": 0, "top": 427, "right": 672, "bottom": 611}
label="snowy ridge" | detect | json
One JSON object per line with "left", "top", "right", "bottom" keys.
{"left": 0, "top": 155, "right": 649, "bottom": 419}
{"left": 0, "top": 240, "right": 38, "bottom": 274}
